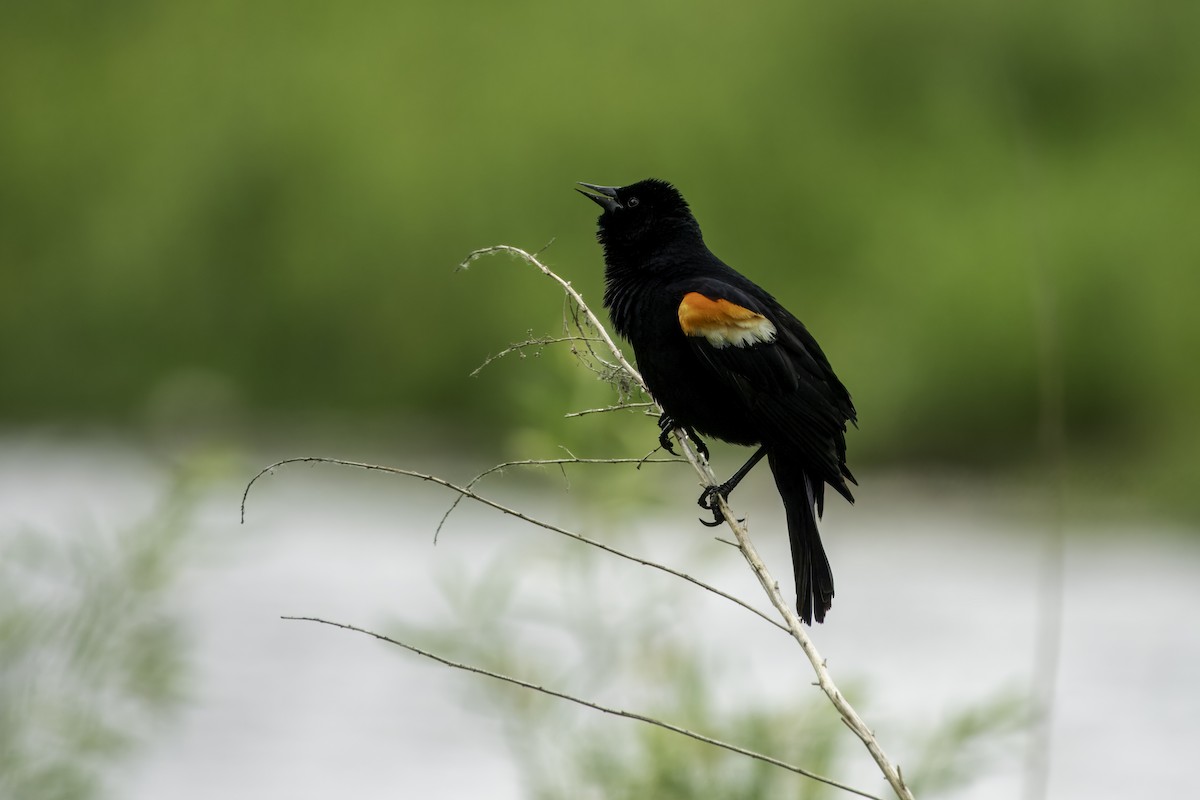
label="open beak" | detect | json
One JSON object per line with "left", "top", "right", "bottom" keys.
{"left": 576, "top": 182, "right": 621, "bottom": 213}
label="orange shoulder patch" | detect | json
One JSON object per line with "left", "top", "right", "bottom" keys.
{"left": 678, "top": 292, "right": 777, "bottom": 348}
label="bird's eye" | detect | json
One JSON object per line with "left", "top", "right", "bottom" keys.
{"left": 627, "top": 196, "right": 639, "bottom": 207}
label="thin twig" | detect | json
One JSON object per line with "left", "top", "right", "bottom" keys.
{"left": 242, "top": 456, "right": 786, "bottom": 632}
{"left": 471, "top": 334, "right": 609, "bottom": 377}
{"left": 562, "top": 295, "right": 624, "bottom": 381}
{"left": 249, "top": 245, "right": 911, "bottom": 800}
{"left": 564, "top": 401, "right": 656, "bottom": 418}
{"left": 282, "top": 615, "right": 885, "bottom": 800}
{"left": 460, "top": 245, "right": 644, "bottom": 386}
{"left": 471, "top": 245, "right": 915, "bottom": 800}
{"left": 435, "top": 456, "right": 682, "bottom": 539}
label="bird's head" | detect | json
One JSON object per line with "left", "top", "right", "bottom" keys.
{"left": 577, "top": 178, "right": 703, "bottom": 257}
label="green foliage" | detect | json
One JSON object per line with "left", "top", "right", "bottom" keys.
{"left": 0, "top": 476, "right": 197, "bottom": 800}
{"left": 3, "top": 1, "right": 1198, "bottom": 511}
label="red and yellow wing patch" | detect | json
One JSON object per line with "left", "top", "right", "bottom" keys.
{"left": 678, "top": 292, "right": 777, "bottom": 349}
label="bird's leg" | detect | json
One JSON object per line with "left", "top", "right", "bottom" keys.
{"left": 656, "top": 413, "right": 709, "bottom": 461}
{"left": 698, "top": 446, "right": 767, "bottom": 527}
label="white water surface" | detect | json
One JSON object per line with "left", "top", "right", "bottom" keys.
{"left": 3, "top": 436, "right": 1196, "bottom": 799}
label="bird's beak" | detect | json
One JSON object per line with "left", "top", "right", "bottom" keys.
{"left": 576, "top": 182, "right": 621, "bottom": 213}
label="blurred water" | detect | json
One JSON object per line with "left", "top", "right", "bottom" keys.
{"left": 3, "top": 437, "right": 1197, "bottom": 799}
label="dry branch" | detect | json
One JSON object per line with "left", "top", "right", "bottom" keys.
{"left": 462, "top": 244, "right": 915, "bottom": 800}
{"left": 470, "top": 334, "right": 609, "bottom": 377}
{"left": 434, "top": 455, "right": 681, "bottom": 539}
{"left": 242, "top": 244, "right": 914, "bottom": 800}
{"left": 283, "top": 615, "right": 884, "bottom": 800}
{"left": 241, "top": 456, "right": 786, "bottom": 631}
{"left": 564, "top": 401, "right": 657, "bottom": 418}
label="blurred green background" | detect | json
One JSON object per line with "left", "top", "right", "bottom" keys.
{"left": 3, "top": 0, "right": 1198, "bottom": 516}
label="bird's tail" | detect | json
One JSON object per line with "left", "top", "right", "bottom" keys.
{"left": 767, "top": 450, "right": 835, "bottom": 625}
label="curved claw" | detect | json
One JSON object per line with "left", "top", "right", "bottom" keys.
{"left": 696, "top": 484, "right": 747, "bottom": 527}
{"left": 697, "top": 485, "right": 725, "bottom": 526}
{"left": 697, "top": 507, "right": 745, "bottom": 528}
{"left": 698, "top": 484, "right": 722, "bottom": 510}
{"left": 656, "top": 414, "right": 680, "bottom": 456}
{"left": 656, "top": 413, "right": 711, "bottom": 461}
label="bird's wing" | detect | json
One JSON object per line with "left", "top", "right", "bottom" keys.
{"left": 676, "top": 283, "right": 799, "bottom": 394}
{"left": 676, "top": 279, "right": 856, "bottom": 496}
{"left": 676, "top": 278, "right": 846, "bottom": 395}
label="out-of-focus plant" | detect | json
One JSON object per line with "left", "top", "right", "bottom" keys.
{"left": 397, "top": 542, "right": 1029, "bottom": 800}
{"left": 0, "top": 476, "right": 198, "bottom": 800}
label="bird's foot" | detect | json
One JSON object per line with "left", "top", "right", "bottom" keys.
{"left": 657, "top": 426, "right": 678, "bottom": 457}
{"left": 697, "top": 482, "right": 741, "bottom": 527}
{"left": 657, "top": 414, "right": 709, "bottom": 460}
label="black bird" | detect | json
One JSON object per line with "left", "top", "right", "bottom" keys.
{"left": 578, "top": 178, "right": 857, "bottom": 624}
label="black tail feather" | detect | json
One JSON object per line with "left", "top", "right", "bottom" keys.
{"left": 768, "top": 450, "right": 835, "bottom": 625}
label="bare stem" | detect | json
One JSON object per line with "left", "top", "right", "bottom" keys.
{"left": 467, "top": 244, "right": 915, "bottom": 800}
{"left": 283, "top": 615, "right": 884, "bottom": 800}
{"left": 242, "top": 456, "right": 786, "bottom": 632}
{"left": 244, "top": 244, "right": 913, "bottom": 800}
{"left": 564, "top": 401, "right": 657, "bottom": 418}
{"left": 471, "top": 334, "right": 608, "bottom": 377}
{"left": 435, "top": 456, "right": 681, "bottom": 539}
{"left": 460, "top": 245, "right": 644, "bottom": 385}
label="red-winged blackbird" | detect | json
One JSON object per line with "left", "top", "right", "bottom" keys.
{"left": 579, "top": 178, "right": 857, "bottom": 625}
